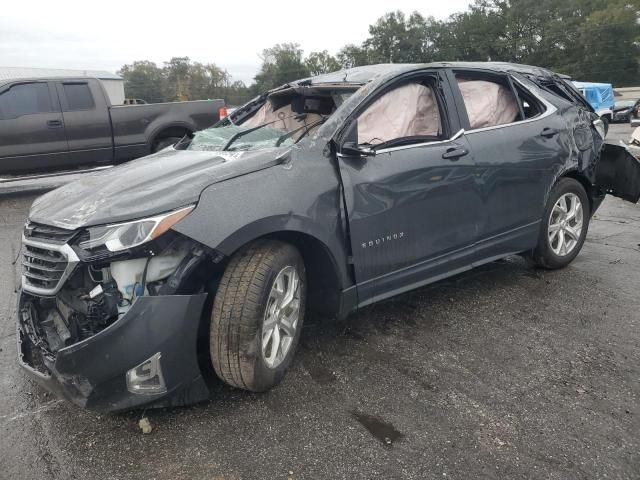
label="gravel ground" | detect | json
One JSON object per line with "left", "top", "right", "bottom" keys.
{"left": 1, "top": 127, "right": 639, "bottom": 479}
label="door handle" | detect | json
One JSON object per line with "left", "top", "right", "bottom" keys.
{"left": 47, "top": 119, "right": 63, "bottom": 129}
{"left": 540, "top": 127, "right": 559, "bottom": 138}
{"left": 442, "top": 146, "right": 469, "bottom": 160}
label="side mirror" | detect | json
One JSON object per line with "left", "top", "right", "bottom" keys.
{"left": 340, "top": 141, "right": 376, "bottom": 158}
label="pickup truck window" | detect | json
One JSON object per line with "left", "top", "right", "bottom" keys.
{"left": 0, "top": 82, "right": 54, "bottom": 120}
{"left": 62, "top": 83, "right": 95, "bottom": 111}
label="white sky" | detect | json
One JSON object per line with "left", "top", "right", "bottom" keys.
{"left": 0, "top": 0, "right": 471, "bottom": 84}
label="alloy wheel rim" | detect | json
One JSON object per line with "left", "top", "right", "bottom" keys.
{"left": 261, "top": 266, "right": 301, "bottom": 369}
{"left": 548, "top": 192, "right": 584, "bottom": 257}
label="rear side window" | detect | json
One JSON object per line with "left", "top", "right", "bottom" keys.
{"left": 62, "top": 83, "right": 95, "bottom": 111}
{"left": 0, "top": 83, "right": 54, "bottom": 119}
{"left": 455, "top": 74, "right": 520, "bottom": 129}
{"left": 512, "top": 83, "right": 545, "bottom": 119}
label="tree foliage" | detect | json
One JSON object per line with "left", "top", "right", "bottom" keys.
{"left": 119, "top": 0, "right": 640, "bottom": 105}
{"left": 118, "top": 57, "right": 250, "bottom": 105}
{"left": 252, "top": 43, "right": 310, "bottom": 93}
{"left": 305, "top": 50, "right": 341, "bottom": 76}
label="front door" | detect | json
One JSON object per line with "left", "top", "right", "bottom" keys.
{"left": 336, "top": 73, "right": 483, "bottom": 305}
{"left": 0, "top": 81, "right": 69, "bottom": 174}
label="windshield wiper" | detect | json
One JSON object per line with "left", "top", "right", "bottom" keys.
{"left": 274, "top": 117, "right": 327, "bottom": 147}
{"left": 222, "top": 114, "right": 299, "bottom": 151}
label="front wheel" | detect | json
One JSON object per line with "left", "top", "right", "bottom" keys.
{"left": 529, "top": 178, "right": 590, "bottom": 269}
{"left": 210, "top": 240, "right": 306, "bottom": 392}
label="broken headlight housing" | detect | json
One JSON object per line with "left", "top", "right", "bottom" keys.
{"left": 78, "top": 205, "right": 194, "bottom": 253}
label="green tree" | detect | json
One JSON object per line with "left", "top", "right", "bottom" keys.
{"left": 364, "top": 11, "right": 438, "bottom": 63}
{"left": 163, "top": 57, "right": 192, "bottom": 101}
{"left": 188, "top": 62, "right": 231, "bottom": 100}
{"left": 336, "top": 44, "right": 371, "bottom": 68}
{"left": 253, "top": 43, "right": 310, "bottom": 92}
{"left": 305, "top": 50, "right": 341, "bottom": 75}
{"left": 117, "top": 61, "right": 165, "bottom": 103}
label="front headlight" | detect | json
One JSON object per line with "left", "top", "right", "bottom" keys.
{"left": 78, "top": 205, "right": 195, "bottom": 252}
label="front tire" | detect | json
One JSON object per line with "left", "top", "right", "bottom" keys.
{"left": 530, "top": 178, "right": 590, "bottom": 269}
{"left": 210, "top": 240, "right": 306, "bottom": 392}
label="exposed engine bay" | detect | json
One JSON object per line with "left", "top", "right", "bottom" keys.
{"left": 20, "top": 225, "right": 215, "bottom": 361}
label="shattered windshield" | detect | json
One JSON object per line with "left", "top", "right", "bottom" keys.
{"left": 187, "top": 87, "right": 359, "bottom": 152}
{"left": 188, "top": 124, "right": 298, "bottom": 152}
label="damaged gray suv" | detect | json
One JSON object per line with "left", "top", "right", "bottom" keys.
{"left": 17, "top": 63, "right": 640, "bottom": 411}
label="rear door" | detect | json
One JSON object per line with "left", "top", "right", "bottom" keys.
{"left": 336, "top": 71, "right": 483, "bottom": 304}
{"left": 0, "top": 81, "right": 69, "bottom": 174}
{"left": 447, "top": 69, "right": 565, "bottom": 256}
{"left": 55, "top": 80, "right": 113, "bottom": 164}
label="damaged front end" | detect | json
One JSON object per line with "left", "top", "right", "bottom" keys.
{"left": 17, "top": 211, "right": 219, "bottom": 411}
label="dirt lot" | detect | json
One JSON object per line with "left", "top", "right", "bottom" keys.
{"left": 1, "top": 124, "right": 639, "bottom": 479}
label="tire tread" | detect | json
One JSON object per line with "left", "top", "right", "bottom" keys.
{"left": 211, "top": 240, "right": 297, "bottom": 391}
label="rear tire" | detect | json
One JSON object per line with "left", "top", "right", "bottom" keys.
{"left": 210, "top": 240, "right": 306, "bottom": 392}
{"left": 530, "top": 178, "right": 590, "bottom": 269}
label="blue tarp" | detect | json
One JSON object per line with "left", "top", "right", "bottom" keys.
{"left": 573, "top": 81, "right": 614, "bottom": 111}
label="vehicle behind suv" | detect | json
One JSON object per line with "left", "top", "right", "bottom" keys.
{"left": 16, "top": 62, "right": 640, "bottom": 411}
{"left": 0, "top": 77, "right": 223, "bottom": 174}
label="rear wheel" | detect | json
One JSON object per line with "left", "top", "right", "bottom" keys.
{"left": 530, "top": 178, "right": 590, "bottom": 269}
{"left": 210, "top": 240, "right": 306, "bottom": 392}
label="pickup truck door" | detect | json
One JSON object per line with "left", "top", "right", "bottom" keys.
{"left": 0, "top": 81, "right": 69, "bottom": 174}
{"left": 336, "top": 72, "right": 482, "bottom": 305}
{"left": 55, "top": 80, "right": 113, "bottom": 165}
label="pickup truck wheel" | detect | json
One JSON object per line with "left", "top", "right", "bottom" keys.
{"left": 210, "top": 240, "right": 306, "bottom": 392}
{"left": 152, "top": 136, "right": 182, "bottom": 152}
{"left": 530, "top": 178, "right": 590, "bottom": 269}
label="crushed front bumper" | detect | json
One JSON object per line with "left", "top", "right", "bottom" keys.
{"left": 17, "top": 292, "right": 210, "bottom": 412}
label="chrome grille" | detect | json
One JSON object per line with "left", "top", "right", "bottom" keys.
{"left": 22, "top": 238, "right": 79, "bottom": 296}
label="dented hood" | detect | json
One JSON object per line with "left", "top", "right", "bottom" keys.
{"left": 29, "top": 147, "right": 285, "bottom": 230}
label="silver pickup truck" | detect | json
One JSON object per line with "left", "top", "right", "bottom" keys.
{"left": 0, "top": 77, "right": 223, "bottom": 174}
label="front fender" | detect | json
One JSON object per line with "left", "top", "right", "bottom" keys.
{"left": 172, "top": 156, "right": 351, "bottom": 287}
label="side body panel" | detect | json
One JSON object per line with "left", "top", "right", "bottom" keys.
{"left": 0, "top": 81, "right": 69, "bottom": 174}
{"left": 172, "top": 144, "right": 352, "bottom": 290}
{"left": 338, "top": 134, "right": 483, "bottom": 305}
{"left": 449, "top": 71, "right": 603, "bottom": 258}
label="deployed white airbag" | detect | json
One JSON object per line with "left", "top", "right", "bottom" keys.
{"left": 243, "top": 101, "right": 323, "bottom": 132}
{"left": 457, "top": 79, "right": 520, "bottom": 129}
{"left": 357, "top": 83, "right": 441, "bottom": 145}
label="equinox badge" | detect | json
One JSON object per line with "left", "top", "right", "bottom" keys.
{"left": 361, "top": 232, "right": 405, "bottom": 249}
